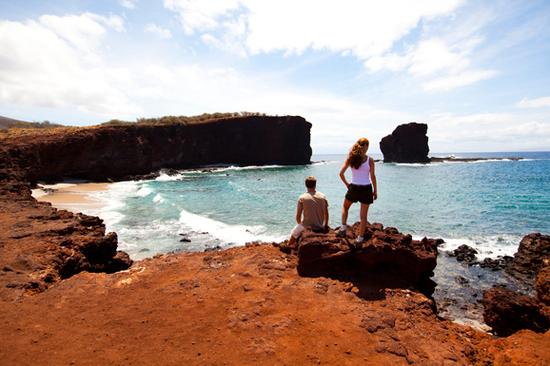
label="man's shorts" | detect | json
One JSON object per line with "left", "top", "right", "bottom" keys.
{"left": 291, "top": 224, "right": 328, "bottom": 239}
{"left": 291, "top": 224, "right": 305, "bottom": 239}
{"left": 345, "top": 183, "right": 373, "bottom": 204}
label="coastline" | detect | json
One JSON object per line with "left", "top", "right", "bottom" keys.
{"left": 32, "top": 182, "right": 111, "bottom": 216}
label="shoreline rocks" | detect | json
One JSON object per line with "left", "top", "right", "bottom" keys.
{"left": 284, "top": 223, "right": 442, "bottom": 297}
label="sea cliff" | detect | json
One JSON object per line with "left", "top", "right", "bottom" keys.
{"left": 1, "top": 115, "right": 312, "bottom": 183}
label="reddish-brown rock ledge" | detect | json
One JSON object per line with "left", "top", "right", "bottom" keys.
{"left": 2, "top": 243, "right": 549, "bottom": 365}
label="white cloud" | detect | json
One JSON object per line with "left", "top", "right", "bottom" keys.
{"left": 428, "top": 112, "right": 550, "bottom": 151}
{"left": 164, "top": 0, "right": 463, "bottom": 56}
{"left": 164, "top": 0, "right": 242, "bottom": 35}
{"left": 516, "top": 96, "right": 550, "bottom": 109}
{"left": 0, "top": 14, "right": 137, "bottom": 117}
{"left": 145, "top": 24, "right": 172, "bottom": 39}
{"left": 163, "top": 1, "right": 502, "bottom": 92}
{"left": 422, "top": 69, "right": 497, "bottom": 91}
{"left": 119, "top": 0, "right": 138, "bottom": 9}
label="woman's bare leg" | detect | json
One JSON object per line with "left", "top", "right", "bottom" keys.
{"left": 341, "top": 199, "right": 353, "bottom": 227}
{"left": 359, "top": 203, "right": 370, "bottom": 237}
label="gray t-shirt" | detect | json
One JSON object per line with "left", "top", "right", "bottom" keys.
{"left": 297, "top": 191, "right": 328, "bottom": 229}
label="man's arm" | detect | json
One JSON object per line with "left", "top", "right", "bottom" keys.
{"left": 295, "top": 200, "right": 303, "bottom": 225}
{"left": 323, "top": 200, "right": 329, "bottom": 228}
{"left": 369, "top": 158, "right": 377, "bottom": 200}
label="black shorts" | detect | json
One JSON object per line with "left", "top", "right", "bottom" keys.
{"left": 345, "top": 184, "right": 373, "bottom": 204}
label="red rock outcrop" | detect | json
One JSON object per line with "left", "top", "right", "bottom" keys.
{"left": 292, "top": 223, "right": 440, "bottom": 295}
{"left": 506, "top": 233, "right": 550, "bottom": 284}
{"left": 0, "top": 183, "right": 131, "bottom": 301}
{"left": 482, "top": 234, "right": 550, "bottom": 336}
{"left": 482, "top": 286, "right": 550, "bottom": 336}
{"left": 537, "top": 261, "right": 550, "bottom": 305}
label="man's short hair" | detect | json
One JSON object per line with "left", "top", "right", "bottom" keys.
{"left": 305, "top": 176, "right": 317, "bottom": 189}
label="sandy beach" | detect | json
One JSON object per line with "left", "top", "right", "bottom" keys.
{"left": 32, "top": 182, "right": 111, "bottom": 215}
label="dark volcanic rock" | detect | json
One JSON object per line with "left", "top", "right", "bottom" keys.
{"left": 482, "top": 286, "right": 550, "bottom": 336}
{"left": 1, "top": 115, "right": 312, "bottom": 182}
{"left": 292, "top": 223, "right": 440, "bottom": 294}
{"left": 506, "top": 233, "right": 550, "bottom": 284}
{"left": 379, "top": 122, "right": 430, "bottom": 163}
{"left": 478, "top": 256, "right": 514, "bottom": 271}
{"left": 448, "top": 244, "right": 478, "bottom": 264}
{"left": 536, "top": 260, "right": 550, "bottom": 305}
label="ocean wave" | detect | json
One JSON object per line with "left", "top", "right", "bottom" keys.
{"left": 178, "top": 208, "right": 285, "bottom": 245}
{"left": 155, "top": 173, "right": 184, "bottom": 181}
{"left": 415, "top": 234, "right": 522, "bottom": 259}
{"left": 393, "top": 158, "right": 528, "bottom": 167}
{"left": 152, "top": 193, "right": 165, "bottom": 203}
{"left": 136, "top": 186, "right": 153, "bottom": 197}
{"left": 156, "top": 164, "right": 309, "bottom": 181}
{"left": 91, "top": 181, "right": 140, "bottom": 227}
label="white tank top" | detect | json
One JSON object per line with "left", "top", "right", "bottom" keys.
{"left": 351, "top": 156, "right": 371, "bottom": 185}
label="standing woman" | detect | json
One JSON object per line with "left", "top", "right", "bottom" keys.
{"left": 338, "top": 137, "right": 378, "bottom": 243}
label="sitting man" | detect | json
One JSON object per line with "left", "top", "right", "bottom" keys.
{"left": 288, "top": 176, "right": 329, "bottom": 248}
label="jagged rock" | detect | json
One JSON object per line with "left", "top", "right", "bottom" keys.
{"left": 379, "top": 123, "right": 430, "bottom": 163}
{"left": 448, "top": 244, "right": 478, "bottom": 264}
{"left": 536, "top": 261, "right": 550, "bottom": 305}
{"left": 294, "top": 223, "right": 440, "bottom": 292}
{"left": 478, "top": 256, "right": 514, "bottom": 271}
{"left": 506, "top": 233, "right": 550, "bottom": 284}
{"left": 482, "top": 286, "right": 550, "bottom": 336}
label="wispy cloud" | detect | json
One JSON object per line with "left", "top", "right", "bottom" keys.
{"left": 0, "top": 14, "right": 136, "bottom": 117}
{"left": 145, "top": 24, "right": 172, "bottom": 39}
{"left": 422, "top": 69, "right": 497, "bottom": 92}
{"left": 516, "top": 96, "right": 550, "bottom": 109}
{"left": 119, "top": 0, "right": 138, "bottom": 9}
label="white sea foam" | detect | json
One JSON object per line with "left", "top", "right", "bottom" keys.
{"left": 413, "top": 234, "right": 522, "bottom": 259}
{"left": 394, "top": 158, "right": 526, "bottom": 167}
{"left": 178, "top": 208, "right": 284, "bottom": 246}
{"left": 136, "top": 186, "right": 153, "bottom": 197}
{"left": 91, "top": 181, "right": 140, "bottom": 227}
{"left": 153, "top": 193, "right": 165, "bottom": 203}
{"left": 156, "top": 173, "right": 184, "bottom": 181}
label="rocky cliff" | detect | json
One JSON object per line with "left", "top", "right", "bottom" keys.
{"left": 380, "top": 122, "right": 430, "bottom": 163}
{"left": 0, "top": 115, "right": 312, "bottom": 183}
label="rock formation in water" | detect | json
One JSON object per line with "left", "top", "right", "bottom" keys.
{"left": 506, "top": 233, "right": 550, "bottom": 284}
{"left": 482, "top": 233, "right": 550, "bottom": 336}
{"left": 379, "top": 122, "right": 430, "bottom": 163}
{"left": 1, "top": 115, "right": 312, "bottom": 183}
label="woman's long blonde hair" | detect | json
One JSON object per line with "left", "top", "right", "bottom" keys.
{"left": 347, "top": 137, "right": 369, "bottom": 169}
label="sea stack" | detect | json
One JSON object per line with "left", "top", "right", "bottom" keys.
{"left": 380, "top": 122, "right": 430, "bottom": 163}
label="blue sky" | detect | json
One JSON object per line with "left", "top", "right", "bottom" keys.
{"left": 1, "top": 0, "right": 549, "bottom": 153}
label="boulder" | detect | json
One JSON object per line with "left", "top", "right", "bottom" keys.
{"left": 293, "top": 223, "right": 440, "bottom": 292}
{"left": 535, "top": 260, "right": 550, "bottom": 305}
{"left": 506, "top": 233, "right": 550, "bottom": 284}
{"left": 380, "top": 123, "right": 430, "bottom": 163}
{"left": 448, "top": 244, "right": 478, "bottom": 264}
{"left": 482, "top": 286, "right": 549, "bottom": 336}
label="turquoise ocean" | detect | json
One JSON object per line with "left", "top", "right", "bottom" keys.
{"left": 85, "top": 151, "right": 550, "bottom": 326}
{"left": 91, "top": 151, "right": 550, "bottom": 261}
